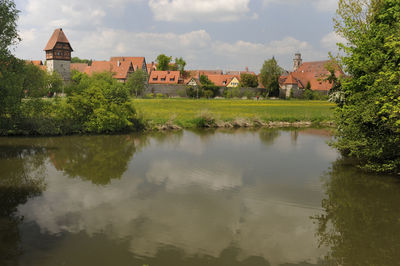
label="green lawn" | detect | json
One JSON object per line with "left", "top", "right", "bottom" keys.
{"left": 132, "top": 98, "right": 335, "bottom": 128}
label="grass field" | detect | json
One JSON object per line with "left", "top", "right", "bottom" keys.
{"left": 133, "top": 98, "right": 335, "bottom": 128}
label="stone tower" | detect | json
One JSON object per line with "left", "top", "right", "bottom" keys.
{"left": 44, "top": 28, "right": 73, "bottom": 81}
{"left": 293, "top": 52, "right": 302, "bottom": 71}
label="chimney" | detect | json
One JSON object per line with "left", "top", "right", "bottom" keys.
{"left": 245, "top": 67, "right": 249, "bottom": 72}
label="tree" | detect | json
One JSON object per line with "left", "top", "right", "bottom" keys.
{"left": 126, "top": 69, "right": 148, "bottom": 97}
{"left": 175, "top": 57, "right": 186, "bottom": 75}
{"left": 0, "top": 0, "right": 20, "bottom": 58}
{"left": 156, "top": 54, "right": 172, "bottom": 71}
{"left": 0, "top": 0, "right": 24, "bottom": 119}
{"left": 259, "top": 57, "right": 283, "bottom": 97}
{"left": 71, "top": 57, "right": 92, "bottom": 66}
{"left": 240, "top": 73, "right": 258, "bottom": 88}
{"left": 200, "top": 75, "right": 214, "bottom": 86}
{"left": 333, "top": 0, "right": 400, "bottom": 173}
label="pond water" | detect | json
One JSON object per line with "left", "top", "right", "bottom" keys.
{"left": 1, "top": 128, "right": 400, "bottom": 266}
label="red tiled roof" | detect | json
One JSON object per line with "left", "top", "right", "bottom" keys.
{"left": 70, "top": 63, "right": 88, "bottom": 73}
{"left": 44, "top": 28, "right": 73, "bottom": 51}
{"left": 283, "top": 74, "right": 297, "bottom": 85}
{"left": 85, "top": 60, "right": 133, "bottom": 80}
{"left": 146, "top": 63, "right": 157, "bottom": 73}
{"left": 25, "top": 60, "right": 46, "bottom": 71}
{"left": 197, "top": 70, "right": 223, "bottom": 75}
{"left": 149, "top": 71, "right": 180, "bottom": 84}
{"left": 206, "top": 74, "right": 239, "bottom": 87}
{"left": 110, "top": 57, "right": 145, "bottom": 71}
{"left": 280, "top": 60, "right": 343, "bottom": 91}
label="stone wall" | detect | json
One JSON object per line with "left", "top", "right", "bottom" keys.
{"left": 144, "top": 84, "right": 187, "bottom": 97}
{"left": 47, "top": 60, "right": 71, "bottom": 81}
{"left": 144, "top": 85, "right": 261, "bottom": 98}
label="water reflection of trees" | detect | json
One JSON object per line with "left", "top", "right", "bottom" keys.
{"left": 0, "top": 145, "right": 46, "bottom": 266}
{"left": 314, "top": 159, "right": 400, "bottom": 265}
{"left": 47, "top": 135, "right": 147, "bottom": 185}
{"left": 259, "top": 129, "right": 280, "bottom": 146}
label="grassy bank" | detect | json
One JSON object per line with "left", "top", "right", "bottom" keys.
{"left": 133, "top": 98, "right": 335, "bottom": 129}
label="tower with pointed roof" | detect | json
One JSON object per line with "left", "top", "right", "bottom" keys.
{"left": 44, "top": 28, "right": 73, "bottom": 81}
{"left": 293, "top": 52, "right": 302, "bottom": 71}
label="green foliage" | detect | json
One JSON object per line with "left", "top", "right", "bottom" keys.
{"left": 186, "top": 86, "right": 203, "bottom": 98}
{"left": 0, "top": 57, "right": 25, "bottom": 119}
{"left": 260, "top": 57, "right": 283, "bottom": 97}
{"left": 224, "top": 87, "right": 241, "bottom": 98}
{"left": 0, "top": 0, "right": 23, "bottom": 119}
{"left": 71, "top": 57, "right": 92, "bottom": 65}
{"left": 21, "top": 63, "right": 64, "bottom": 97}
{"left": 199, "top": 75, "right": 213, "bottom": 86}
{"left": 156, "top": 54, "right": 172, "bottom": 71}
{"left": 144, "top": 93, "right": 154, "bottom": 99}
{"left": 126, "top": 69, "right": 148, "bottom": 97}
{"left": 240, "top": 73, "right": 258, "bottom": 88}
{"left": 0, "top": 0, "right": 20, "bottom": 57}
{"left": 175, "top": 57, "right": 186, "bottom": 75}
{"left": 203, "top": 90, "right": 213, "bottom": 99}
{"left": 243, "top": 89, "right": 255, "bottom": 99}
{"left": 333, "top": 0, "right": 400, "bottom": 173}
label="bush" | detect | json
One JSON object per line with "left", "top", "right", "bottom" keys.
{"left": 224, "top": 87, "right": 241, "bottom": 98}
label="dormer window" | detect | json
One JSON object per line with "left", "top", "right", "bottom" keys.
{"left": 170, "top": 78, "right": 175, "bottom": 81}
{"left": 161, "top": 78, "right": 166, "bottom": 81}
{"left": 152, "top": 78, "right": 157, "bottom": 81}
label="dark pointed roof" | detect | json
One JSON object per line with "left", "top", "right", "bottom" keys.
{"left": 44, "top": 28, "right": 73, "bottom": 51}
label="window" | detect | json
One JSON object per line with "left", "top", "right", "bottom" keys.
{"left": 170, "top": 78, "right": 175, "bottom": 81}
{"left": 152, "top": 78, "right": 157, "bottom": 81}
{"left": 161, "top": 78, "right": 166, "bottom": 81}
{"left": 57, "top": 52, "right": 61, "bottom": 56}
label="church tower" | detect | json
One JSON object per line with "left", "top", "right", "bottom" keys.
{"left": 44, "top": 28, "right": 73, "bottom": 81}
{"left": 293, "top": 52, "right": 302, "bottom": 71}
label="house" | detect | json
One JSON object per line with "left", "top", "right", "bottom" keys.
{"left": 44, "top": 28, "right": 73, "bottom": 81}
{"left": 279, "top": 53, "right": 343, "bottom": 97}
{"left": 110, "top": 57, "right": 148, "bottom": 74}
{"left": 70, "top": 63, "right": 88, "bottom": 73}
{"left": 206, "top": 74, "right": 240, "bottom": 87}
{"left": 149, "top": 71, "right": 181, "bottom": 84}
{"left": 25, "top": 60, "right": 47, "bottom": 71}
{"left": 226, "top": 67, "right": 256, "bottom": 76}
{"left": 146, "top": 62, "right": 157, "bottom": 74}
{"left": 84, "top": 60, "right": 134, "bottom": 83}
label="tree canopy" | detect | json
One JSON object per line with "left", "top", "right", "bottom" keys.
{"left": 333, "top": 0, "right": 400, "bottom": 173}
{"left": 156, "top": 54, "right": 172, "bottom": 71}
{"left": 240, "top": 73, "right": 258, "bottom": 88}
{"left": 259, "top": 57, "right": 283, "bottom": 97}
{"left": 126, "top": 69, "right": 148, "bottom": 97}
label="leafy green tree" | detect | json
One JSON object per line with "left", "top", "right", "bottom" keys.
{"left": 200, "top": 75, "right": 213, "bottom": 86}
{"left": 175, "top": 57, "right": 186, "bottom": 75}
{"left": 71, "top": 57, "right": 92, "bottom": 65}
{"left": 0, "top": 0, "right": 20, "bottom": 58}
{"left": 0, "top": 0, "right": 24, "bottom": 119}
{"left": 240, "top": 73, "right": 258, "bottom": 88}
{"left": 333, "top": 0, "right": 400, "bottom": 173}
{"left": 126, "top": 69, "right": 148, "bottom": 97}
{"left": 156, "top": 54, "right": 172, "bottom": 71}
{"left": 259, "top": 57, "right": 283, "bottom": 97}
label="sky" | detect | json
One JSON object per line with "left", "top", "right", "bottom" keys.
{"left": 13, "top": 0, "right": 346, "bottom": 72}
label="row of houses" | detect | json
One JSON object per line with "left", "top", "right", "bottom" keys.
{"left": 27, "top": 28, "right": 342, "bottom": 96}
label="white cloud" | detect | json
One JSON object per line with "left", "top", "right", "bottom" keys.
{"left": 263, "top": 0, "right": 338, "bottom": 12}
{"left": 320, "top": 31, "right": 346, "bottom": 51}
{"left": 148, "top": 0, "right": 254, "bottom": 22}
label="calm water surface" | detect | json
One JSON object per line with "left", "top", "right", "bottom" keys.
{"left": 1, "top": 128, "right": 400, "bottom": 266}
